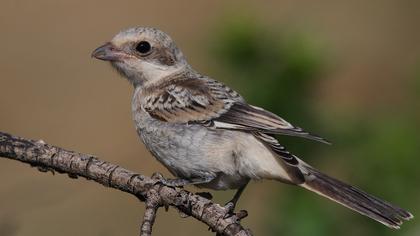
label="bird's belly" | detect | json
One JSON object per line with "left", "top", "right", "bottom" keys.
{"left": 136, "top": 115, "right": 238, "bottom": 180}
{"left": 133, "top": 111, "right": 289, "bottom": 190}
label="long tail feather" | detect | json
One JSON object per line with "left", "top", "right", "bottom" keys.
{"left": 301, "top": 166, "right": 413, "bottom": 229}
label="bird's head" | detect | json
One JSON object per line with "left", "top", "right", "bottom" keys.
{"left": 92, "top": 27, "right": 188, "bottom": 86}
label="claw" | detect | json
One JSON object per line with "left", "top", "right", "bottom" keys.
{"left": 151, "top": 172, "right": 164, "bottom": 181}
{"left": 196, "top": 192, "right": 213, "bottom": 200}
{"left": 236, "top": 210, "right": 248, "bottom": 220}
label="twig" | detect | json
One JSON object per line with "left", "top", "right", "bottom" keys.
{"left": 0, "top": 132, "right": 252, "bottom": 236}
{"left": 140, "top": 186, "right": 161, "bottom": 236}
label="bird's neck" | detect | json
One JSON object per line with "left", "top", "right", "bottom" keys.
{"left": 135, "top": 64, "right": 196, "bottom": 88}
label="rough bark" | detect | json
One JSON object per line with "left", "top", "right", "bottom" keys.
{"left": 0, "top": 132, "right": 252, "bottom": 236}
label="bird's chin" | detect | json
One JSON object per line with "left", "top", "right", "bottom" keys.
{"left": 110, "top": 60, "right": 123, "bottom": 69}
{"left": 110, "top": 61, "right": 129, "bottom": 77}
{"left": 110, "top": 61, "right": 144, "bottom": 85}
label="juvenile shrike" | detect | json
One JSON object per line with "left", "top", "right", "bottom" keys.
{"left": 92, "top": 27, "right": 413, "bottom": 229}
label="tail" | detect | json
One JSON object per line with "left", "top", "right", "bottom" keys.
{"left": 301, "top": 166, "right": 413, "bottom": 229}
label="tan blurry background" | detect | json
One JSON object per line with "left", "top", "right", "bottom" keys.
{"left": 0, "top": 1, "right": 419, "bottom": 236}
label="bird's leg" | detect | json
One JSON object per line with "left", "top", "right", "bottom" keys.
{"left": 224, "top": 179, "right": 250, "bottom": 214}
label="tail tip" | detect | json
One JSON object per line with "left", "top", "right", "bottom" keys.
{"left": 404, "top": 211, "right": 414, "bottom": 221}
{"left": 384, "top": 210, "right": 414, "bottom": 230}
{"left": 390, "top": 224, "right": 401, "bottom": 230}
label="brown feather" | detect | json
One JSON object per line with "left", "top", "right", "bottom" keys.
{"left": 140, "top": 74, "right": 329, "bottom": 144}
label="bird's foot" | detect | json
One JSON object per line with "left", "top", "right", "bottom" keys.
{"left": 210, "top": 202, "right": 248, "bottom": 235}
{"left": 151, "top": 172, "right": 190, "bottom": 188}
{"left": 223, "top": 201, "right": 248, "bottom": 220}
{"left": 160, "top": 178, "right": 191, "bottom": 187}
{"left": 224, "top": 201, "right": 236, "bottom": 214}
{"left": 152, "top": 173, "right": 215, "bottom": 189}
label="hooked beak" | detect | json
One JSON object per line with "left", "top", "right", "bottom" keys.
{"left": 91, "top": 42, "right": 127, "bottom": 61}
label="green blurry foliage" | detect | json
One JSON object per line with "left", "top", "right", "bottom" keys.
{"left": 209, "top": 19, "right": 418, "bottom": 236}
{"left": 210, "top": 20, "right": 323, "bottom": 124}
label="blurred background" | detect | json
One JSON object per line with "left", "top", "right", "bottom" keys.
{"left": 0, "top": 1, "right": 419, "bottom": 235}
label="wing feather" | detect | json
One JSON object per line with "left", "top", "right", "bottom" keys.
{"left": 140, "top": 76, "right": 329, "bottom": 144}
{"left": 214, "top": 103, "right": 330, "bottom": 144}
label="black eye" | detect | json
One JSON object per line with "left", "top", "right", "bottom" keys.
{"left": 135, "top": 41, "right": 151, "bottom": 54}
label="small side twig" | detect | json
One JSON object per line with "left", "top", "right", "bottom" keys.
{"left": 140, "top": 187, "right": 161, "bottom": 236}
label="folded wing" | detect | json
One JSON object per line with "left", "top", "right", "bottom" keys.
{"left": 213, "top": 103, "right": 330, "bottom": 144}
{"left": 141, "top": 77, "right": 329, "bottom": 144}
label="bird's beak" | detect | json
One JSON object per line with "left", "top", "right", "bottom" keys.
{"left": 91, "top": 42, "right": 126, "bottom": 61}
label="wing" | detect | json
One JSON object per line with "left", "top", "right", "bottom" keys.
{"left": 141, "top": 77, "right": 329, "bottom": 144}
{"left": 213, "top": 102, "right": 330, "bottom": 144}
{"left": 141, "top": 77, "right": 240, "bottom": 123}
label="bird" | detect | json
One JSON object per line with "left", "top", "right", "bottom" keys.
{"left": 92, "top": 27, "right": 413, "bottom": 229}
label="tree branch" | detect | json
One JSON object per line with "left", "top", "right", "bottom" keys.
{"left": 0, "top": 132, "right": 252, "bottom": 236}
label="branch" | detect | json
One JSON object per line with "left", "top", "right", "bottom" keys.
{"left": 0, "top": 132, "right": 252, "bottom": 236}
